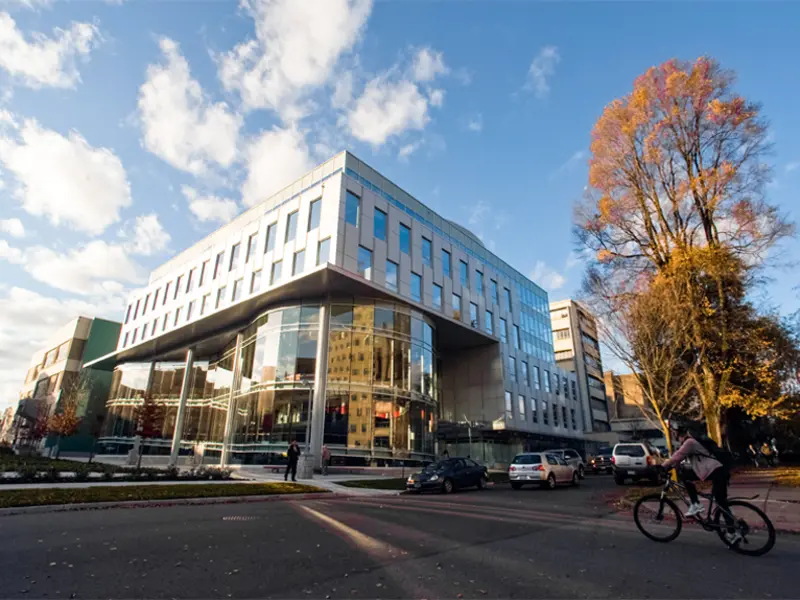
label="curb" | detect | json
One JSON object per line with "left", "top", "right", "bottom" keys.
{"left": 0, "top": 491, "right": 338, "bottom": 517}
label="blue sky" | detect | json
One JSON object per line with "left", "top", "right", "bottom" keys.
{"left": 1, "top": 0, "right": 798, "bottom": 406}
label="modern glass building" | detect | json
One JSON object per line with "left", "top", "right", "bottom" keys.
{"left": 88, "top": 152, "right": 586, "bottom": 467}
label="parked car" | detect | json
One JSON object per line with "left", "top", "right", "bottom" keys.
{"left": 406, "top": 457, "right": 488, "bottom": 494}
{"left": 544, "top": 448, "right": 586, "bottom": 479}
{"left": 612, "top": 442, "right": 664, "bottom": 484}
{"left": 508, "top": 452, "right": 579, "bottom": 490}
{"left": 589, "top": 447, "right": 614, "bottom": 474}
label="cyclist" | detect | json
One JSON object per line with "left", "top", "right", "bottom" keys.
{"left": 661, "top": 426, "right": 738, "bottom": 543}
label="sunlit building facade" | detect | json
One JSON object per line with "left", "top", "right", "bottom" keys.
{"left": 90, "top": 152, "right": 586, "bottom": 467}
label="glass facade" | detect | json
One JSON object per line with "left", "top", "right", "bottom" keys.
{"left": 374, "top": 208, "right": 387, "bottom": 241}
{"left": 101, "top": 299, "right": 439, "bottom": 465}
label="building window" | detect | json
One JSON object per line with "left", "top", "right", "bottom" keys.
{"left": 521, "top": 361, "right": 529, "bottom": 386}
{"left": 469, "top": 302, "right": 478, "bottom": 327}
{"left": 433, "top": 284, "right": 442, "bottom": 309}
{"left": 308, "top": 198, "right": 321, "bottom": 231}
{"left": 563, "top": 376, "right": 569, "bottom": 396}
{"left": 163, "top": 312, "right": 170, "bottom": 331}
{"left": 232, "top": 279, "right": 243, "bottom": 302}
{"left": 187, "top": 300, "right": 195, "bottom": 321}
{"left": 345, "top": 191, "right": 360, "bottom": 226}
{"left": 214, "top": 252, "right": 224, "bottom": 279}
{"left": 201, "top": 293, "right": 210, "bottom": 315}
{"left": 571, "top": 408, "right": 577, "bottom": 430}
{"left": 163, "top": 282, "right": 171, "bottom": 305}
{"left": 270, "top": 261, "right": 282, "bottom": 285}
{"left": 215, "top": 287, "right": 226, "bottom": 309}
{"left": 553, "top": 404, "right": 559, "bottom": 427}
{"left": 142, "top": 293, "right": 150, "bottom": 316}
{"left": 563, "top": 406, "right": 568, "bottom": 428}
{"left": 265, "top": 223, "right": 277, "bottom": 253}
{"left": 491, "top": 279, "right": 498, "bottom": 305}
{"left": 229, "top": 244, "right": 240, "bottom": 271}
{"left": 554, "top": 328, "right": 571, "bottom": 341}
{"left": 174, "top": 276, "right": 182, "bottom": 299}
{"left": 186, "top": 270, "right": 195, "bottom": 294}
{"left": 582, "top": 332, "right": 600, "bottom": 352}
{"left": 411, "top": 272, "right": 422, "bottom": 302}
{"left": 293, "top": 250, "right": 305, "bottom": 276}
{"left": 399, "top": 223, "right": 411, "bottom": 254}
{"left": 141, "top": 323, "right": 148, "bottom": 340}
{"left": 499, "top": 318, "right": 508, "bottom": 343}
{"left": 131, "top": 328, "right": 137, "bottom": 345}
{"left": 513, "top": 325, "right": 520, "bottom": 349}
{"left": 246, "top": 233, "right": 257, "bottom": 263}
{"left": 125, "top": 304, "right": 132, "bottom": 324}
{"left": 531, "top": 399, "right": 538, "bottom": 423}
{"left": 476, "top": 270, "right": 484, "bottom": 294}
{"left": 571, "top": 380, "right": 578, "bottom": 402}
{"left": 505, "top": 391, "right": 513, "bottom": 421}
{"left": 452, "top": 293, "right": 461, "bottom": 319}
{"left": 553, "top": 372, "right": 560, "bottom": 395}
{"left": 519, "top": 395, "right": 526, "bottom": 421}
{"left": 460, "top": 260, "right": 468, "bottom": 288}
{"left": 532, "top": 365, "right": 541, "bottom": 390}
{"left": 374, "top": 208, "right": 387, "bottom": 241}
{"left": 317, "top": 238, "right": 331, "bottom": 265}
{"left": 286, "top": 211, "right": 299, "bottom": 243}
{"left": 442, "top": 249, "right": 451, "bottom": 278}
{"left": 131, "top": 299, "right": 140, "bottom": 320}
{"left": 174, "top": 307, "right": 182, "bottom": 326}
{"left": 250, "top": 270, "right": 262, "bottom": 294}
{"left": 199, "top": 261, "right": 208, "bottom": 287}
{"left": 504, "top": 287, "right": 512, "bottom": 312}
{"left": 542, "top": 400, "right": 549, "bottom": 425}
{"left": 122, "top": 332, "right": 129, "bottom": 347}
{"left": 386, "top": 260, "right": 398, "bottom": 292}
{"left": 357, "top": 246, "right": 372, "bottom": 280}
{"left": 422, "top": 237, "right": 432, "bottom": 267}
{"left": 508, "top": 356, "right": 517, "bottom": 381}
{"left": 543, "top": 369, "right": 551, "bottom": 392}
{"left": 485, "top": 310, "right": 493, "bottom": 334}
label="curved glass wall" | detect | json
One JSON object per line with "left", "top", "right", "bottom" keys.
{"left": 323, "top": 300, "right": 438, "bottom": 464}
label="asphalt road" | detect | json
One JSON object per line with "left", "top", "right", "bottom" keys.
{"left": 0, "top": 476, "right": 796, "bottom": 599}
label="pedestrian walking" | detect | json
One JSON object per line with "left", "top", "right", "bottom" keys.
{"left": 285, "top": 439, "right": 301, "bottom": 482}
{"left": 441, "top": 448, "right": 449, "bottom": 458}
{"left": 321, "top": 444, "right": 331, "bottom": 475}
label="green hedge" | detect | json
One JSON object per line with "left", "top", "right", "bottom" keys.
{"left": 0, "top": 482, "right": 326, "bottom": 508}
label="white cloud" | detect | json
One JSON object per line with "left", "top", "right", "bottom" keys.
{"left": 182, "top": 185, "right": 239, "bottom": 224}
{"left": 397, "top": 140, "right": 422, "bottom": 162}
{"left": 331, "top": 70, "right": 354, "bottom": 109}
{"left": 0, "top": 286, "right": 124, "bottom": 410}
{"left": 0, "top": 239, "right": 23, "bottom": 263}
{"left": 139, "top": 37, "right": 241, "bottom": 176}
{"left": 466, "top": 113, "right": 483, "bottom": 132}
{"left": 0, "top": 12, "right": 101, "bottom": 89}
{"left": 347, "top": 78, "right": 430, "bottom": 146}
{"left": 219, "top": 0, "right": 372, "bottom": 120}
{"left": 120, "top": 213, "right": 170, "bottom": 256}
{"left": 428, "top": 88, "right": 445, "bottom": 108}
{"left": 412, "top": 47, "right": 448, "bottom": 82}
{"left": 0, "top": 217, "right": 24, "bottom": 237}
{"left": 786, "top": 161, "right": 800, "bottom": 173}
{"left": 20, "top": 241, "right": 145, "bottom": 295}
{"left": 530, "top": 260, "right": 566, "bottom": 291}
{"left": 550, "top": 149, "right": 586, "bottom": 180}
{"left": 0, "top": 118, "right": 132, "bottom": 235}
{"left": 241, "top": 126, "right": 312, "bottom": 207}
{"left": 524, "top": 45, "right": 559, "bottom": 99}
{"left": 467, "top": 200, "right": 490, "bottom": 227}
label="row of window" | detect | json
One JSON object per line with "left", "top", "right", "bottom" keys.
{"left": 125, "top": 199, "right": 326, "bottom": 327}
{"left": 121, "top": 239, "right": 333, "bottom": 349}
{"left": 504, "top": 391, "right": 579, "bottom": 430}
{"left": 506, "top": 357, "right": 576, "bottom": 401}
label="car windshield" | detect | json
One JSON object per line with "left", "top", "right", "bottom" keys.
{"left": 423, "top": 460, "right": 455, "bottom": 472}
{"left": 512, "top": 455, "right": 542, "bottom": 465}
{"left": 597, "top": 449, "right": 613, "bottom": 457}
{"left": 615, "top": 445, "right": 645, "bottom": 457}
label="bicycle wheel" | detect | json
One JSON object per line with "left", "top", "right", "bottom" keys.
{"left": 714, "top": 500, "right": 776, "bottom": 556}
{"left": 633, "top": 494, "right": 683, "bottom": 543}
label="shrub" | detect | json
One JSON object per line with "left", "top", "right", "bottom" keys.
{"left": 164, "top": 465, "right": 180, "bottom": 480}
{"left": 73, "top": 464, "right": 92, "bottom": 482}
{"left": 16, "top": 464, "right": 40, "bottom": 483}
{"left": 101, "top": 467, "right": 114, "bottom": 481}
{"left": 42, "top": 466, "right": 60, "bottom": 483}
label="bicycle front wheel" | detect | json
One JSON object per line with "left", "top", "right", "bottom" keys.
{"left": 634, "top": 494, "right": 683, "bottom": 543}
{"left": 714, "top": 500, "right": 776, "bottom": 556}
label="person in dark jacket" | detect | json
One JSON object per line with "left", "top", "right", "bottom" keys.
{"left": 285, "top": 440, "right": 301, "bottom": 482}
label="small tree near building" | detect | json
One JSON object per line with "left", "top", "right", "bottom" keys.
{"left": 134, "top": 394, "right": 164, "bottom": 469}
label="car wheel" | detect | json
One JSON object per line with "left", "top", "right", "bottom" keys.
{"left": 511, "top": 482, "right": 523, "bottom": 490}
{"left": 571, "top": 471, "right": 580, "bottom": 486}
{"left": 578, "top": 465, "right": 585, "bottom": 480}
{"left": 477, "top": 476, "right": 488, "bottom": 490}
{"left": 614, "top": 474, "right": 626, "bottom": 485}
{"left": 541, "top": 474, "right": 556, "bottom": 490}
{"left": 442, "top": 478, "right": 454, "bottom": 494}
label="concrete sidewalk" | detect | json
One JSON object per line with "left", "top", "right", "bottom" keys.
{"left": 237, "top": 467, "right": 403, "bottom": 496}
{"left": 729, "top": 470, "right": 800, "bottom": 533}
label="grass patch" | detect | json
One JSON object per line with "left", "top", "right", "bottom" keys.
{"left": 0, "top": 456, "right": 114, "bottom": 473}
{"left": 337, "top": 478, "right": 407, "bottom": 490}
{"left": 0, "top": 482, "right": 326, "bottom": 509}
{"left": 614, "top": 485, "right": 683, "bottom": 510}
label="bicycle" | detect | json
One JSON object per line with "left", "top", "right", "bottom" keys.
{"left": 632, "top": 468, "right": 776, "bottom": 556}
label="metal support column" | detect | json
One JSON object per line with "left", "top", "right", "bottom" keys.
{"left": 220, "top": 333, "right": 243, "bottom": 466}
{"left": 308, "top": 303, "right": 330, "bottom": 469}
{"left": 169, "top": 347, "right": 194, "bottom": 466}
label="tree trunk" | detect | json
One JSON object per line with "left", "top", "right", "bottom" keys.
{"left": 137, "top": 444, "right": 144, "bottom": 470}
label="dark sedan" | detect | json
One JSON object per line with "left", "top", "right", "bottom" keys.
{"left": 407, "top": 457, "right": 489, "bottom": 494}
{"left": 590, "top": 447, "right": 614, "bottom": 474}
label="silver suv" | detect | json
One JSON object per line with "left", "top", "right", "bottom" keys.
{"left": 543, "top": 448, "right": 586, "bottom": 479}
{"left": 612, "top": 442, "right": 664, "bottom": 485}
{"left": 509, "top": 452, "right": 579, "bottom": 490}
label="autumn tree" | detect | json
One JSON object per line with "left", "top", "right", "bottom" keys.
{"left": 577, "top": 57, "right": 795, "bottom": 443}
{"left": 47, "top": 373, "right": 90, "bottom": 458}
{"left": 134, "top": 394, "right": 164, "bottom": 469}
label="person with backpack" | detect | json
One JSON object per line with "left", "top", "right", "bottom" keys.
{"left": 661, "top": 426, "right": 737, "bottom": 542}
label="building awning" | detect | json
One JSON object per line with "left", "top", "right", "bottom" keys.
{"left": 84, "top": 263, "right": 498, "bottom": 371}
